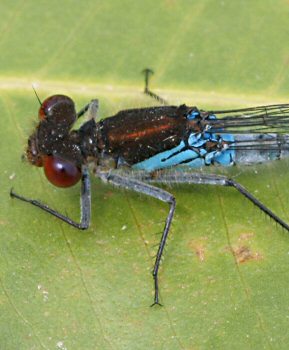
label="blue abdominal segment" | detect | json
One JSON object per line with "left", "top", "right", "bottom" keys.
{"left": 133, "top": 111, "right": 235, "bottom": 171}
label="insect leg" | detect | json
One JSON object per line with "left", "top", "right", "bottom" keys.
{"left": 98, "top": 171, "right": 176, "bottom": 306}
{"left": 77, "top": 99, "right": 99, "bottom": 120}
{"left": 10, "top": 166, "right": 91, "bottom": 230}
{"left": 227, "top": 179, "right": 289, "bottom": 231}
{"left": 142, "top": 68, "right": 168, "bottom": 105}
{"left": 144, "top": 171, "right": 289, "bottom": 232}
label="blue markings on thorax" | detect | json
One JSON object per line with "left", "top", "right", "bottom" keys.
{"left": 133, "top": 110, "right": 235, "bottom": 171}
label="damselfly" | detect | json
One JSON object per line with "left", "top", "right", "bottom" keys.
{"left": 11, "top": 70, "right": 289, "bottom": 305}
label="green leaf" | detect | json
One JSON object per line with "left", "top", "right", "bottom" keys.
{"left": 1, "top": 1, "right": 289, "bottom": 349}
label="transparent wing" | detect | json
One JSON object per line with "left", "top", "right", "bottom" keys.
{"left": 202, "top": 104, "right": 289, "bottom": 152}
{"left": 206, "top": 104, "right": 289, "bottom": 134}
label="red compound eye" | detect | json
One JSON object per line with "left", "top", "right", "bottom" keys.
{"left": 38, "top": 95, "right": 76, "bottom": 126}
{"left": 43, "top": 155, "right": 81, "bottom": 188}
